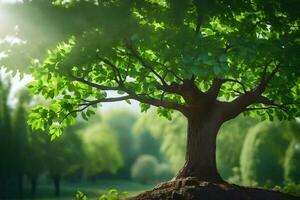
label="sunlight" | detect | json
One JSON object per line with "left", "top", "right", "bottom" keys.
{"left": 0, "top": 0, "right": 22, "bottom": 4}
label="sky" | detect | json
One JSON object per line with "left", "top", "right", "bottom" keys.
{"left": 0, "top": 67, "right": 140, "bottom": 112}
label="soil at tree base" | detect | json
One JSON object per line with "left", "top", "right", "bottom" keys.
{"left": 128, "top": 177, "right": 300, "bottom": 200}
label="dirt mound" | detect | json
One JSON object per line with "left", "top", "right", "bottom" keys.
{"left": 128, "top": 177, "right": 299, "bottom": 200}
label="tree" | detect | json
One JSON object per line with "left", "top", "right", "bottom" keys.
{"left": 45, "top": 125, "right": 84, "bottom": 197}
{"left": 284, "top": 140, "right": 300, "bottom": 184}
{"left": 11, "top": 90, "right": 31, "bottom": 199}
{"left": 131, "top": 155, "right": 159, "bottom": 184}
{"left": 134, "top": 112, "right": 187, "bottom": 173}
{"left": 216, "top": 115, "right": 258, "bottom": 180}
{"left": 284, "top": 121, "right": 300, "bottom": 184}
{"left": 27, "top": 0, "right": 300, "bottom": 183}
{"left": 81, "top": 123, "right": 123, "bottom": 180}
{"left": 133, "top": 116, "right": 162, "bottom": 160}
{"left": 26, "top": 129, "right": 47, "bottom": 199}
{"left": 240, "top": 122, "right": 288, "bottom": 186}
{"left": 102, "top": 110, "right": 137, "bottom": 179}
{"left": 0, "top": 78, "right": 13, "bottom": 199}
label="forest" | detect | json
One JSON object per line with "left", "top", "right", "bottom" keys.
{"left": 0, "top": 0, "right": 299, "bottom": 199}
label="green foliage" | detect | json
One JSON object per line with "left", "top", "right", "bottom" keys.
{"left": 131, "top": 155, "right": 159, "bottom": 184}
{"left": 0, "top": 77, "right": 14, "bottom": 179}
{"left": 155, "top": 163, "right": 173, "bottom": 182}
{"left": 134, "top": 112, "right": 186, "bottom": 173}
{"left": 273, "top": 183, "right": 300, "bottom": 197}
{"left": 103, "top": 110, "right": 137, "bottom": 178}
{"left": 19, "top": 0, "right": 299, "bottom": 134}
{"left": 98, "top": 189, "right": 128, "bottom": 200}
{"left": 75, "top": 189, "right": 128, "bottom": 200}
{"left": 240, "top": 122, "right": 289, "bottom": 186}
{"left": 81, "top": 124, "right": 123, "bottom": 178}
{"left": 284, "top": 139, "right": 300, "bottom": 184}
{"left": 134, "top": 126, "right": 162, "bottom": 159}
{"left": 75, "top": 191, "right": 87, "bottom": 200}
{"left": 216, "top": 115, "right": 258, "bottom": 180}
{"left": 45, "top": 125, "right": 85, "bottom": 180}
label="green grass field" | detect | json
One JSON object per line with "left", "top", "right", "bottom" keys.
{"left": 11, "top": 180, "right": 154, "bottom": 200}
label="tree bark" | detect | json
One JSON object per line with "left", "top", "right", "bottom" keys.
{"left": 176, "top": 111, "right": 223, "bottom": 182}
{"left": 53, "top": 176, "right": 61, "bottom": 197}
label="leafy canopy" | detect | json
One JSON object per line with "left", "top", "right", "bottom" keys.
{"left": 26, "top": 0, "right": 300, "bottom": 138}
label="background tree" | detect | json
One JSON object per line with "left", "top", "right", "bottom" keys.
{"left": 102, "top": 110, "right": 137, "bottom": 179}
{"left": 284, "top": 140, "right": 300, "bottom": 184}
{"left": 216, "top": 116, "right": 258, "bottom": 180}
{"left": 45, "top": 125, "right": 84, "bottom": 197}
{"left": 81, "top": 123, "right": 123, "bottom": 180}
{"left": 11, "top": 90, "right": 31, "bottom": 199}
{"left": 0, "top": 78, "right": 13, "bottom": 199}
{"left": 284, "top": 121, "right": 300, "bottom": 184}
{"left": 240, "top": 122, "right": 288, "bottom": 186}
{"left": 133, "top": 116, "right": 163, "bottom": 160}
{"left": 25, "top": 0, "right": 300, "bottom": 183}
{"left": 131, "top": 155, "right": 159, "bottom": 184}
{"left": 136, "top": 112, "right": 187, "bottom": 173}
{"left": 26, "top": 129, "right": 47, "bottom": 199}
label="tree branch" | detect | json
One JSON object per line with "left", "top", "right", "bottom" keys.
{"left": 60, "top": 96, "right": 131, "bottom": 124}
{"left": 97, "top": 55, "right": 123, "bottom": 85}
{"left": 207, "top": 79, "right": 225, "bottom": 98}
{"left": 71, "top": 75, "right": 121, "bottom": 91}
{"left": 245, "top": 106, "right": 287, "bottom": 112}
{"left": 79, "top": 95, "right": 131, "bottom": 106}
{"left": 223, "top": 78, "right": 247, "bottom": 93}
{"left": 207, "top": 78, "right": 247, "bottom": 99}
{"left": 125, "top": 42, "right": 167, "bottom": 86}
{"left": 255, "top": 62, "right": 281, "bottom": 94}
{"left": 70, "top": 74, "right": 187, "bottom": 114}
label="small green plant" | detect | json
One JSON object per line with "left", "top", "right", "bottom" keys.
{"left": 273, "top": 183, "right": 300, "bottom": 197}
{"left": 75, "top": 191, "right": 87, "bottom": 200}
{"left": 75, "top": 189, "right": 128, "bottom": 200}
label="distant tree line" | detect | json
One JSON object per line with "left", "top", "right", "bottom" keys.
{"left": 0, "top": 75, "right": 173, "bottom": 199}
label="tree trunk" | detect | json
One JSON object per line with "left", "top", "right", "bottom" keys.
{"left": 176, "top": 112, "right": 223, "bottom": 182}
{"left": 30, "top": 176, "right": 37, "bottom": 199}
{"left": 53, "top": 176, "right": 60, "bottom": 197}
{"left": 17, "top": 173, "right": 23, "bottom": 199}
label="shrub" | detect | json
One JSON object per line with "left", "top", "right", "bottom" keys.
{"left": 131, "top": 155, "right": 159, "bottom": 184}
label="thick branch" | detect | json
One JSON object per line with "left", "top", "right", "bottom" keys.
{"left": 120, "top": 86, "right": 187, "bottom": 114}
{"left": 221, "top": 63, "right": 282, "bottom": 121}
{"left": 207, "top": 79, "right": 225, "bottom": 99}
{"left": 255, "top": 63, "right": 280, "bottom": 94}
{"left": 157, "top": 82, "right": 184, "bottom": 96}
{"left": 207, "top": 78, "right": 247, "bottom": 99}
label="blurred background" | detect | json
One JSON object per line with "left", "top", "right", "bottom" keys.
{"left": 0, "top": 0, "right": 299, "bottom": 199}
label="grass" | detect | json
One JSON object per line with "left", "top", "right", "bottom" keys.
{"left": 11, "top": 180, "right": 155, "bottom": 200}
